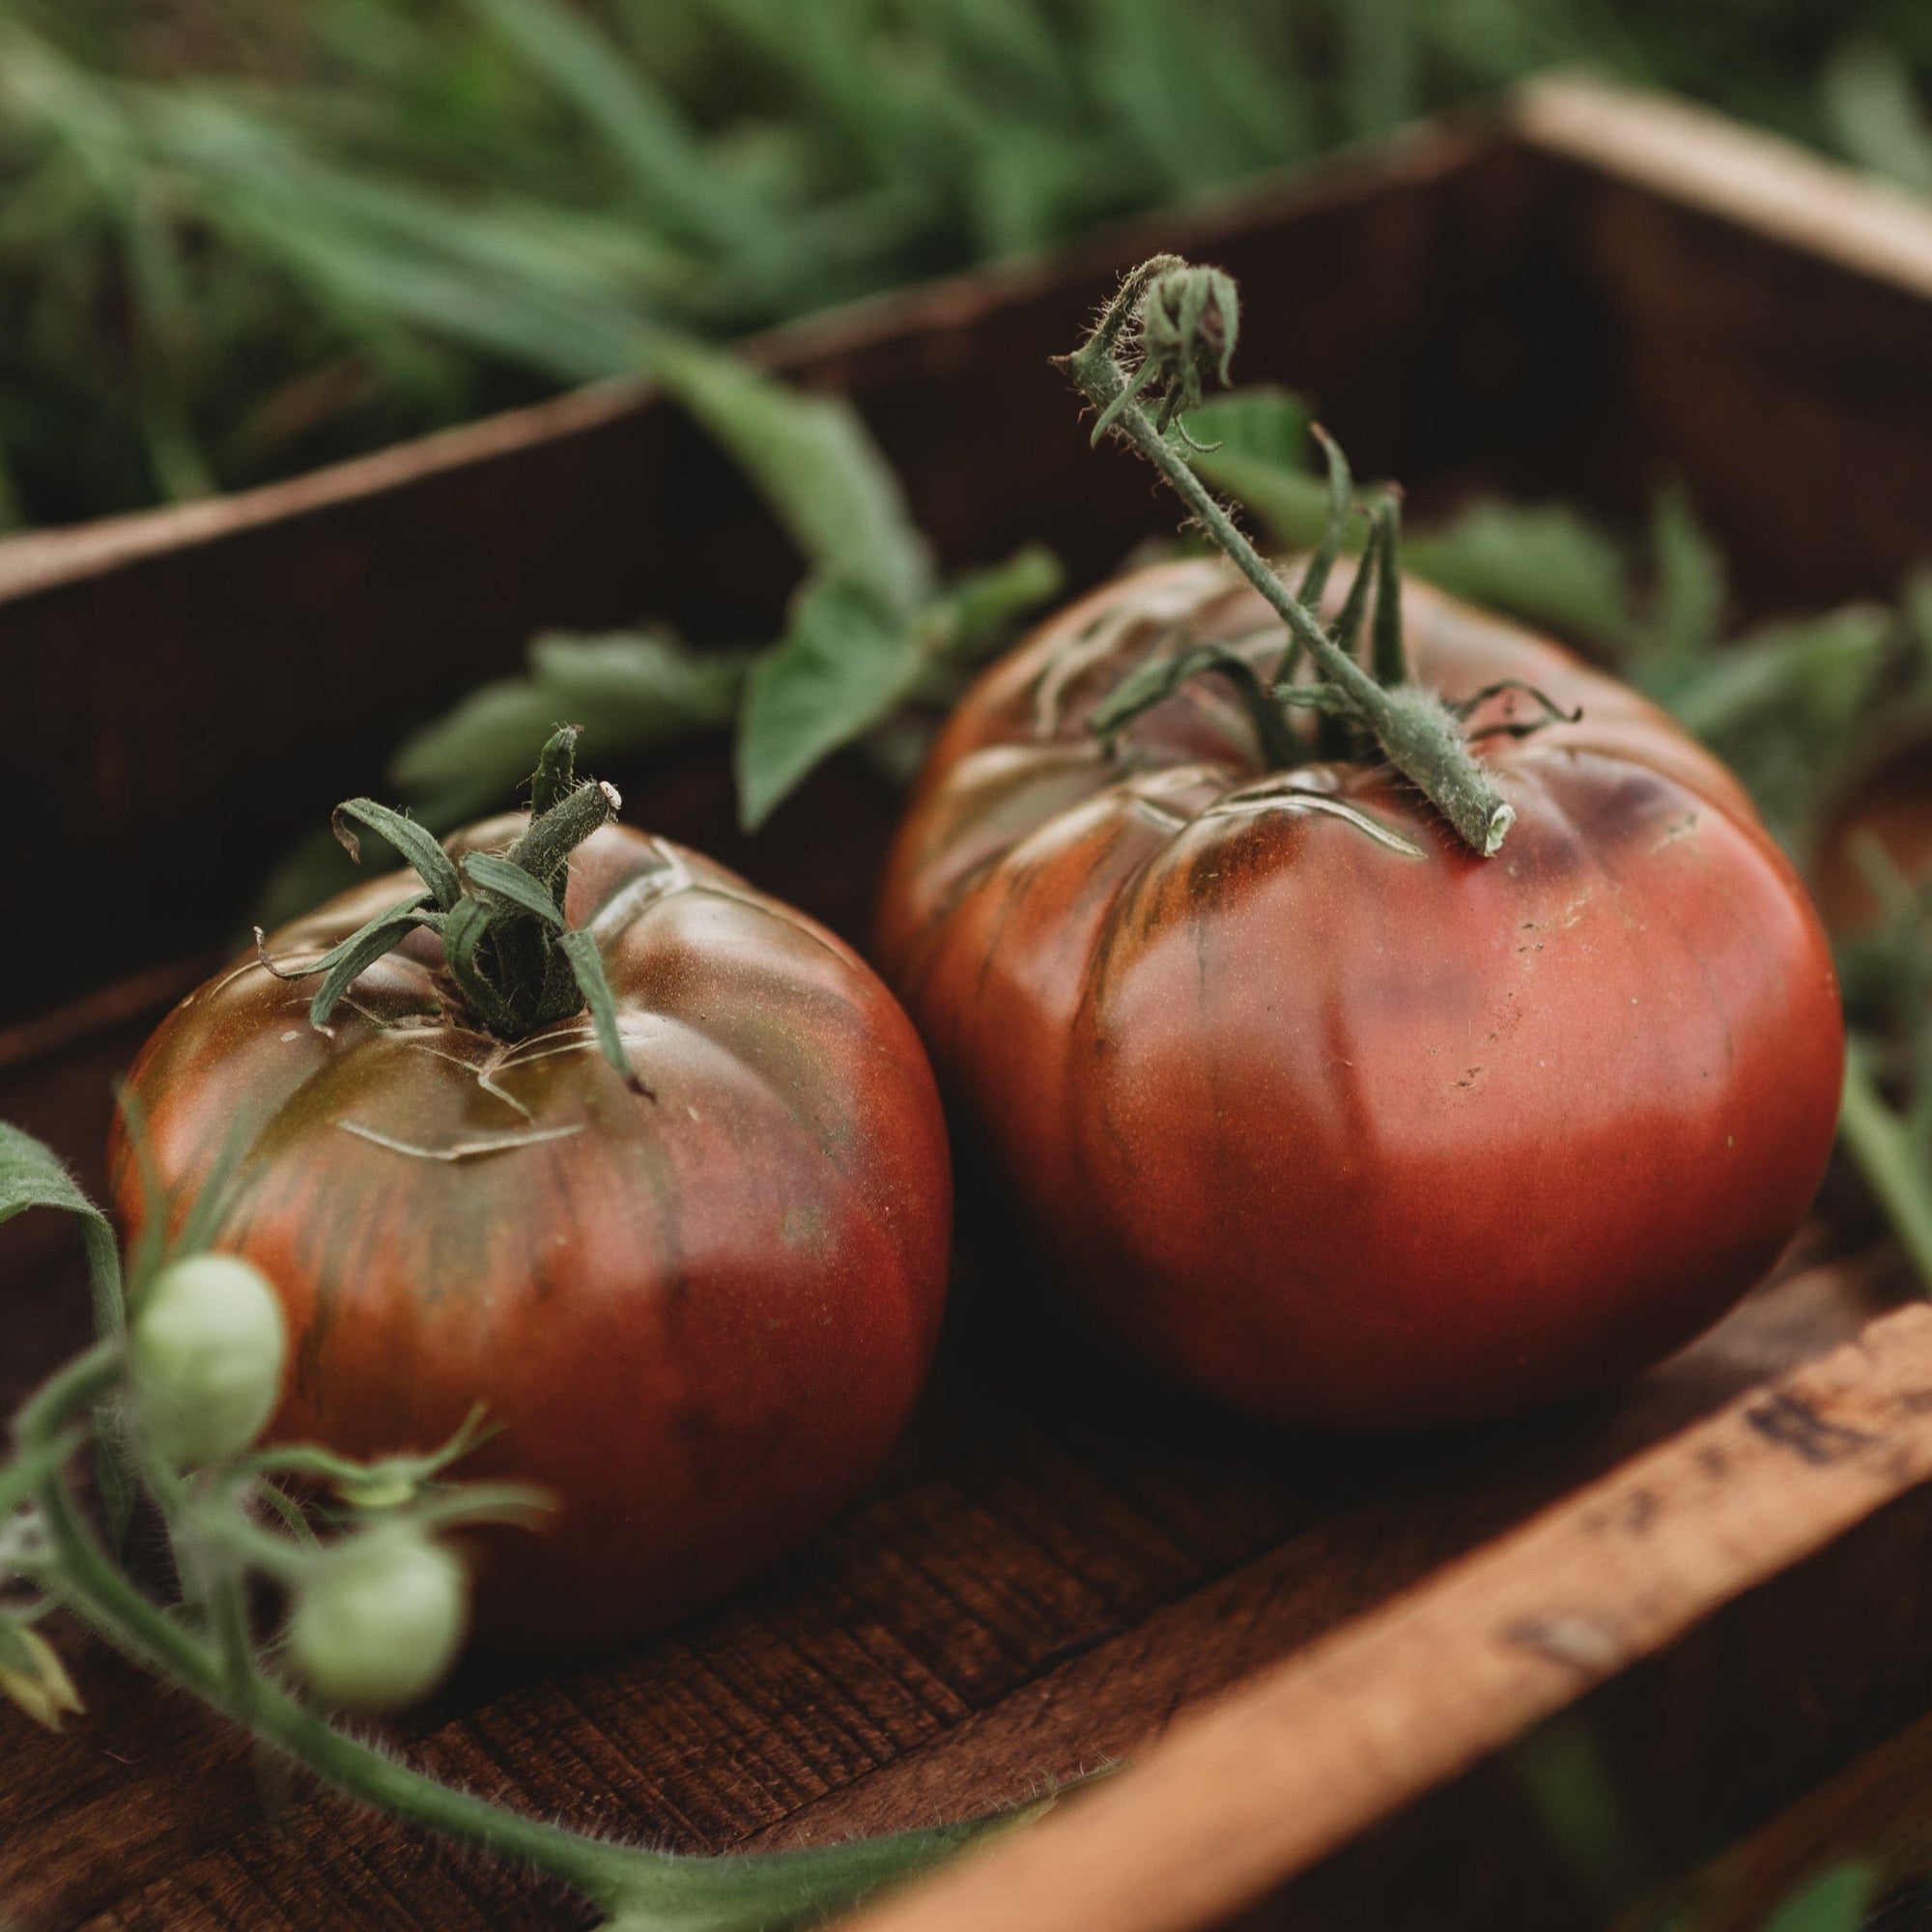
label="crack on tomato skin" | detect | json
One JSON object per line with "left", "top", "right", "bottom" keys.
{"left": 1031, "top": 566, "right": 1230, "bottom": 737}
{"left": 585, "top": 838, "right": 692, "bottom": 947}
{"left": 332, "top": 1121, "right": 586, "bottom": 1162}
{"left": 1200, "top": 782, "right": 1426, "bottom": 859}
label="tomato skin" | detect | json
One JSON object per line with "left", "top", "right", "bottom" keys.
{"left": 877, "top": 561, "right": 1844, "bottom": 1427}
{"left": 115, "top": 820, "right": 951, "bottom": 1651}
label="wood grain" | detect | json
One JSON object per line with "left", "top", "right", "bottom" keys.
{"left": 841, "top": 1302, "right": 1932, "bottom": 1932}
{"left": 1, "top": 1252, "right": 1897, "bottom": 1932}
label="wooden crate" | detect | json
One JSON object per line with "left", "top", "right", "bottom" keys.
{"left": 6, "top": 78, "right": 1932, "bottom": 1932}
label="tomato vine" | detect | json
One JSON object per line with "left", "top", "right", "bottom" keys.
{"left": 0, "top": 1127, "right": 1055, "bottom": 1930}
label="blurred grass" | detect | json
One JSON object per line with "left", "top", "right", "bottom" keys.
{"left": 3, "top": 0, "right": 1932, "bottom": 530}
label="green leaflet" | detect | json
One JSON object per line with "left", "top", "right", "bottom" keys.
{"left": 383, "top": 546, "right": 1057, "bottom": 856}
{"left": 1824, "top": 39, "right": 1932, "bottom": 196}
{"left": 736, "top": 573, "right": 927, "bottom": 830}
{"left": 1760, "top": 1863, "right": 1879, "bottom": 1932}
{"left": 924, "top": 543, "right": 1065, "bottom": 668}
{"left": 1407, "top": 502, "right": 1635, "bottom": 652}
{"left": 1183, "top": 387, "right": 1311, "bottom": 470}
{"left": 1183, "top": 391, "right": 1638, "bottom": 654}
{"left": 391, "top": 631, "right": 749, "bottom": 824}
{"left": 1183, "top": 387, "right": 1323, "bottom": 543}
{"left": 646, "top": 333, "right": 935, "bottom": 615}
{"left": 0, "top": 1122, "right": 123, "bottom": 1344}
{"left": 0, "top": 1122, "right": 131, "bottom": 1543}
{"left": 1644, "top": 482, "right": 1728, "bottom": 671}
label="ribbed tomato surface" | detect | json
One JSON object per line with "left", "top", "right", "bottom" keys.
{"left": 876, "top": 560, "right": 1843, "bottom": 1426}
{"left": 117, "top": 818, "right": 952, "bottom": 1650}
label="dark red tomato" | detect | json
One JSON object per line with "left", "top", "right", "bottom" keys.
{"left": 115, "top": 817, "right": 951, "bottom": 1651}
{"left": 876, "top": 560, "right": 1844, "bottom": 1428}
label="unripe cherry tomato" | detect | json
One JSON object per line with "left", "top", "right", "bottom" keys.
{"left": 285, "top": 1523, "right": 468, "bottom": 1711}
{"left": 129, "top": 1254, "right": 287, "bottom": 1468}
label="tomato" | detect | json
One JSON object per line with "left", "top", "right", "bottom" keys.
{"left": 128, "top": 1254, "right": 287, "bottom": 1469}
{"left": 286, "top": 1523, "right": 469, "bottom": 1711}
{"left": 114, "top": 814, "right": 951, "bottom": 1651}
{"left": 875, "top": 559, "right": 1844, "bottom": 1427}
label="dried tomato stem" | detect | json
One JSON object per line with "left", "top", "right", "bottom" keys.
{"left": 1061, "top": 260, "right": 1515, "bottom": 859}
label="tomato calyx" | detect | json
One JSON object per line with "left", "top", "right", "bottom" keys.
{"left": 256, "top": 725, "right": 648, "bottom": 1093}
{"left": 1059, "top": 254, "right": 1520, "bottom": 857}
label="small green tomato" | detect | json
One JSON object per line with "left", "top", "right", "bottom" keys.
{"left": 286, "top": 1524, "right": 469, "bottom": 1711}
{"left": 129, "top": 1254, "right": 287, "bottom": 1469}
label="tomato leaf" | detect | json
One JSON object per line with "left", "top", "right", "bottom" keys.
{"left": 0, "top": 1123, "right": 124, "bottom": 1343}
{"left": 735, "top": 573, "right": 926, "bottom": 830}
{"left": 1182, "top": 386, "right": 1310, "bottom": 467}
{"left": 647, "top": 335, "right": 934, "bottom": 615}
{"left": 923, "top": 544, "right": 1065, "bottom": 668}
{"left": 1760, "top": 1862, "right": 1878, "bottom": 1932}
{"left": 0, "top": 1124, "right": 131, "bottom": 1544}
{"left": 1182, "top": 390, "right": 1641, "bottom": 657}
{"left": 389, "top": 631, "right": 748, "bottom": 829}
{"left": 1646, "top": 482, "right": 1728, "bottom": 669}
{"left": 1406, "top": 501, "right": 1635, "bottom": 652}
{"left": 1182, "top": 387, "right": 1327, "bottom": 543}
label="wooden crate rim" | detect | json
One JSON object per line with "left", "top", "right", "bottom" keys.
{"left": 844, "top": 1300, "right": 1932, "bottom": 1932}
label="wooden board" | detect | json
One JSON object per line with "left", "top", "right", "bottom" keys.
{"left": 4, "top": 78, "right": 1930, "bottom": 1932}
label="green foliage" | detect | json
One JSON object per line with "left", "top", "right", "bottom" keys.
{"left": 737, "top": 574, "right": 931, "bottom": 830}
{"left": 1759, "top": 1863, "right": 1878, "bottom": 1932}
{"left": 391, "top": 630, "right": 750, "bottom": 826}
{"left": 5, "top": 0, "right": 1932, "bottom": 530}
{"left": 0, "top": 1122, "right": 124, "bottom": 1342}
{"left": 645, "top": 334, "right": 933, "bottom": 615}
{"left": 1406, "top": 503, "right": 1634, "bottom": 653}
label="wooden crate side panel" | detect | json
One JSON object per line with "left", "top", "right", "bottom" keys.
{"left": 838, "top": 1305, "right": 1932, "bottom": 1932}
{"left": 0, "top": 1255, "right": 1893, "bottom": 1932}
{"left": 0, "top": 128, "right": 1578, "bottom": 1024}
{"left": 1238, "top": 1482, "right": 1932, "bottom": 1930}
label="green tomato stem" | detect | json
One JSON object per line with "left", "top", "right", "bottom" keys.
{"left": 1839, "top": 1038, "right": 1932, "bottom": 1294}
{"left": 16, "top": 1346, "right": 1042, "bottom": 1929}
{"left": 1063, "top": 277, "right": 1515, "bottom": 858}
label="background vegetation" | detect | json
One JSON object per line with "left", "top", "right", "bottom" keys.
{"left": 4, "top": 0, "right": 1932, "bottom": 530}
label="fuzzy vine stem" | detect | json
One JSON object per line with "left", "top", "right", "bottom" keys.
{"left": 1059, "top": 256, "right": 1515, "bottom": 858}
{"left": 12, "top": 1344, "right": 1046, "bottom": 1930}
{"left": 11, "top": 1352, "right": 1043, "bottom": 1924}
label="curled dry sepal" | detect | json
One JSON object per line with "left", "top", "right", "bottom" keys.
{"left": 1059, "top": 253, "right": 1518, "bottom": 859}
{"left": 257, "top": 724, "right": 644, "bottom": 1092}
{"left": 0, "top": 1122, "right": 1071, "bottom": 1928}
